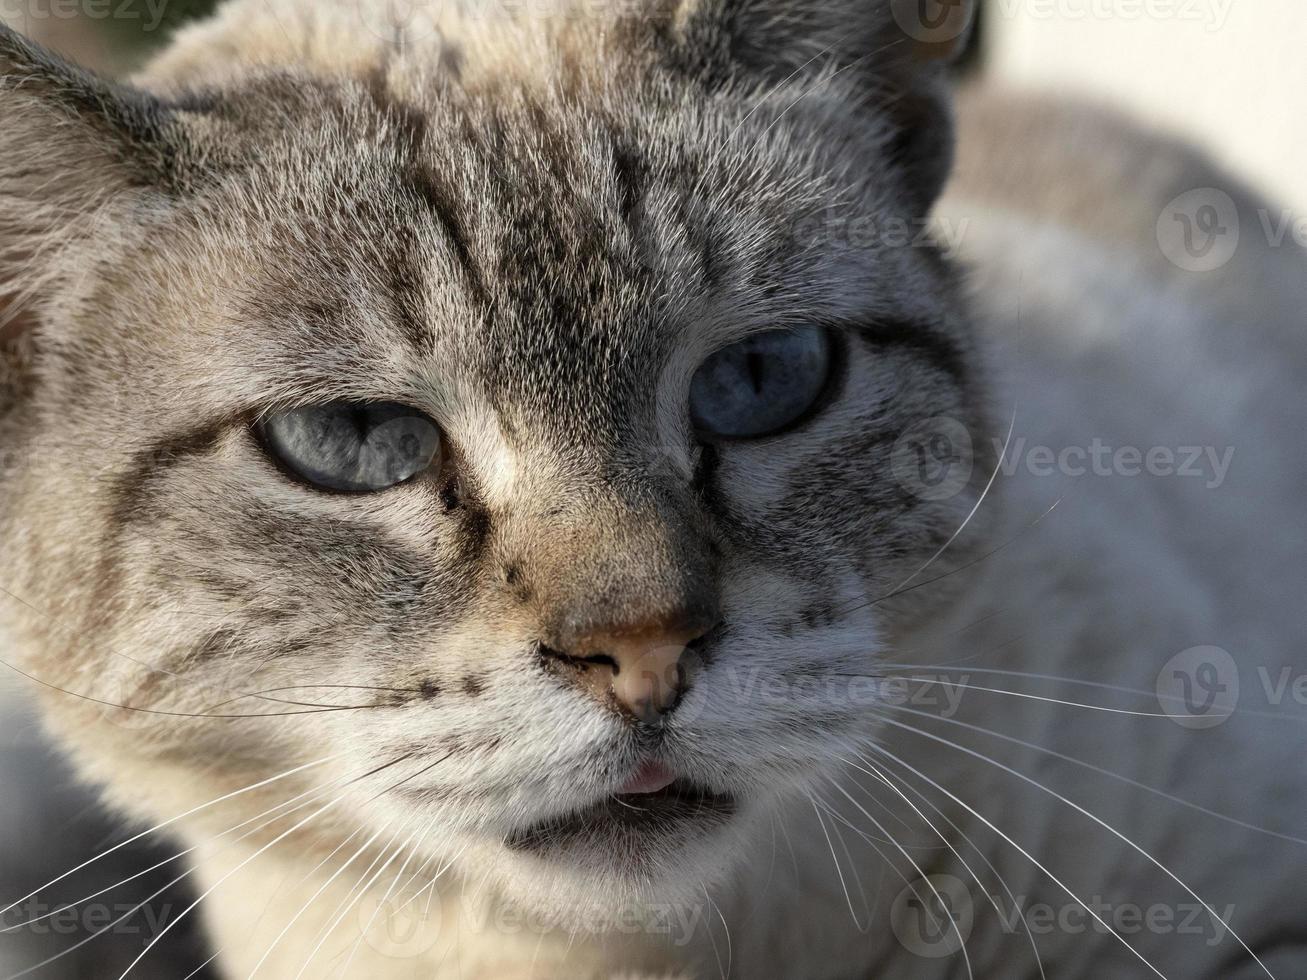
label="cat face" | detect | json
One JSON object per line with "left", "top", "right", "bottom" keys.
{"left": 0, "top": 0, "right": 986, "bottom": 912}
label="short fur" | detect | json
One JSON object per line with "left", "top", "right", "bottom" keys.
{"left": 1, "top": 1, "right": 1304, "bottom": 977}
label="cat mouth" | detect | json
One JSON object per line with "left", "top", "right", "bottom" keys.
{"left": 504, "top": 766, "right": 738, "bottom": 856}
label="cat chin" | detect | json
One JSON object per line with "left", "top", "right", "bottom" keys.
{"left": 452, "top": 805, "right": 767, "bottom": 933}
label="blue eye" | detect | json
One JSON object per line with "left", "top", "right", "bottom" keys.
{"left": 261, "top": 402, "right": 443, "bottom": 493}
{"left": 689, "top": 327, "right": 834, "bottom": 439}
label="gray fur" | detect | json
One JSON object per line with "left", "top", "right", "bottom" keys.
{"left": 1, "top": 2, "right": 1304, "bottom": 978}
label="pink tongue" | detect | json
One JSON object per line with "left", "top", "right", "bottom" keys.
{"left": 619, "top": 760, "right": 677, "bottom": 795}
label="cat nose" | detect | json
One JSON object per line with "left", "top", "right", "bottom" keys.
{"left": 543, "top": 620, "right": 712, "bottom": 724}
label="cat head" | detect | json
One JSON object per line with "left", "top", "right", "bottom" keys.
{"left": 0, "top": 0, "right": 988, "bottom": 918}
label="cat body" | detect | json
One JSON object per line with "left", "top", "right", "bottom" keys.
{"left": 1, "top": 2, "right": 1304, "bottom": 978}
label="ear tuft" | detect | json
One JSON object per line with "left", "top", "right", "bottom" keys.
{"left": 1, "top": 24, "right": 185, "bottom": 179}
{"left": 1, "top": 24, "right": 201, "bottom": 351}
{"left": 663, "top": 0, "right": 975, "bottom": 214}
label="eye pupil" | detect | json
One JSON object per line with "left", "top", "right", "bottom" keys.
{"left": 261, "top": 402, "right": 443, "bottom": 493}
{"left": 689, "top": 326, "right": 833, "bottom": 440}
{"left": 746, "top": 351, "right": 767, "bottom": 394}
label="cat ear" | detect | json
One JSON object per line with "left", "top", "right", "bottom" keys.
{"left": 0, "top": 24, "right": 202, "bottom": 339}
{"left": 661, "top": 0, "right": 977, "bottom": 211}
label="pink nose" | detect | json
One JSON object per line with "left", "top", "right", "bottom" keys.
{"left": 545, "top": 623, "right": 708, "bottom": 723}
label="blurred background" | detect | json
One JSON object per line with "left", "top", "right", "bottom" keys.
{"left": 1, "top": 0, "right": 1303, "bottom": 976}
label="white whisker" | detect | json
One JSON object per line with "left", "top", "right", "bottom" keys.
{"left": 819, "top": 777, "right": 975, "bottom": 980}
{"left": 876, "top": 717, "right": 1267, "bottom": 977}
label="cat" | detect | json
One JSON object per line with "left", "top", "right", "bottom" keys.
{"left": 2, "top": 0, "right": 1305, "bottom": 977}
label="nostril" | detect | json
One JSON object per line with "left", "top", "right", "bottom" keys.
{"left": 537, "top": 643, "right": 618, "bottom": 673}
{"left": 580, "top": 652, "right": 621, "bottom": 673}
{"left": 537, "top": 638, "right": 687, "bottom": 723}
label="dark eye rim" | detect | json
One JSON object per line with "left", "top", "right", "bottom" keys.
{"left": 253, "top": 400, "right": 444, "bottom": 496}
{"left": 691, "top": 327, "right": 847, "bottom": 444}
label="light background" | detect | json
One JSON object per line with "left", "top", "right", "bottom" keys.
{"left": 983, "top": 0, "right": 1307, "bottom": 213}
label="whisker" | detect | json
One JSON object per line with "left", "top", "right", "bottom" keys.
{"left": 698, "top": 881, "right": 730, "bottom": 980}
{"left": 3, "top": 755, "right": 402, "bottom": 980}
{"left": 0, "top": 651, "right": 391, "bottom": 719}
{"left": 868, "top": 496, "right": 1063, "bottom": 611}
{"left": 874, "top": 665, "right": 1307, "bottom": 724}
{"left": 339, "top": 814, "right": 441, "bottom": 977}
{"left": 0, "top": 754, "right": 340, "bottom": 919}
{"left": 180, "top": 950, "right": 221, "bottom": 980}
{"left": 893, "top": 677, "right": 1181, "bottom": 718}
{"left": 844, "top": 750, "right": 1048, "bottom": 980}
{"left": 837, "top": 766, "right": 929, "bottom": 845}
{"left": 245, "top": 821, "right": 394, "bottom": 978}
{"left": 874, "top": 715, "right": 1271, "bottom": 978}
{"left": 878, "top": 702, "right": 1307, "bottom": 847}
{"left": 820, "top": 775, "right": 975, "bottom": 980}
{"left": 805, "top": 792, "right": 924, "bottom": 884}
{"left": 113, "top": 789, "right": 360, "bottom": 979}
{"left": 862, "top": 734, "right": 1167, "bottom": 978}
{"left": 296, "top": 828, "right": 413, "bottom": 979}
{"left": 806, "top": 793, "right": 869, "bottom": 933}
{"left": 389, "top": 842, "right": 467, "bottom": 920}
{"left": 887, "top": 407, "right": 1017, "bottom": 596}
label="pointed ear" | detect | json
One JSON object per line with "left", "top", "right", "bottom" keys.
{"left": 0, "top": 24, "right": 203, "bottom": 342}
{"left": 661, "top": 0, "right": 976, "bottom": 212}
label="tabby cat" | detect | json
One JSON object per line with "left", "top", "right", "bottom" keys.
{"left": 2, "top": 0, "right": 1305, "bottom": 977}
